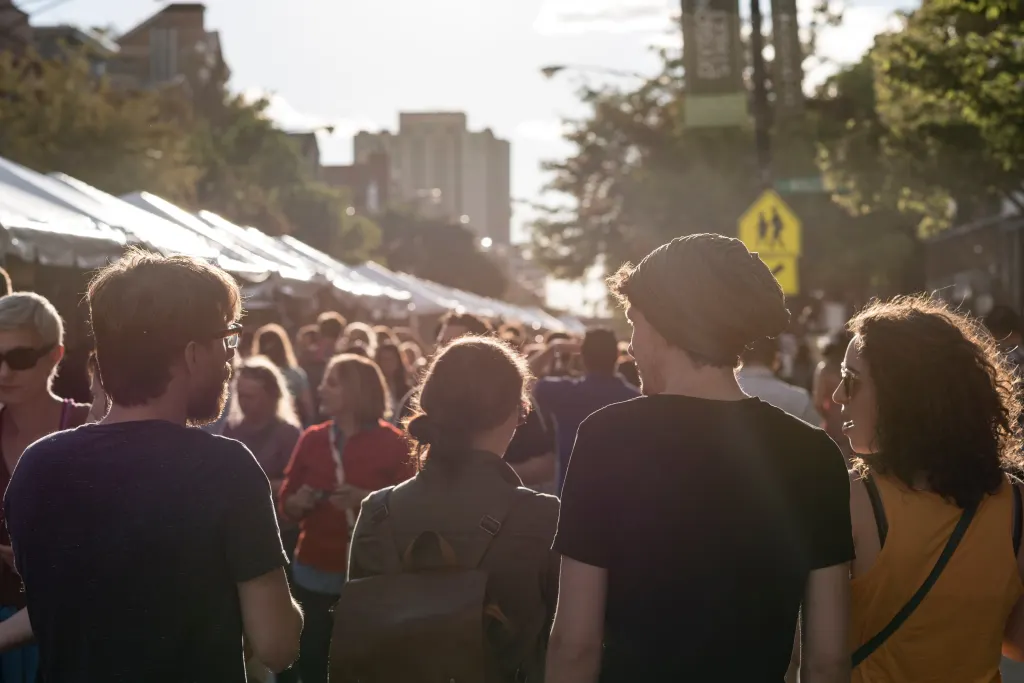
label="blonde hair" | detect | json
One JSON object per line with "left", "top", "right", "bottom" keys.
{"left": 229, "top": 356, "right": 301, "bottom": 428}
{"left": 0, "top": 292, "right": 64, "bottom": 348}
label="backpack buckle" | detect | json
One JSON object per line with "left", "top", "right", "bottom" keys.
{"left": 371, "top": 501, "right": 390, "bottom": 524}
{"left": 479, "top": 515, "right": 501, "bottom": 536}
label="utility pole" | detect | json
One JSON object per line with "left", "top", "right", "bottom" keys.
{"left": 679, "top": 0, "right": 772, "bottom": 188}
{"left": 747, "top": 0, "right": 773, "bottom": 189}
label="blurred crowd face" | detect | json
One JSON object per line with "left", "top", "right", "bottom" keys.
{"left": 318, "top": 365, "right": 351, "bottom": 418}
{"left": 297, "top": 330, "right": 323, "bottom": 364}
{"left": 0, "top": 327, "right": 61, "bottom": 406}
{"left": 436, "top": 323, "right": 469, "bottom": 348}
{"left": 833, "top": 335, "right": 878, "bottom": 454}
{"left": 625, "top": 307, "right": 666, "bottom": 396}
{"left": 185, "top": 320, "right": 236, "bottom": 425}
{"left": 235, "top": 375, "right": 276, "bottom": 424}
{"left": 376, "top": 346, "right": 403, "bottom": 379}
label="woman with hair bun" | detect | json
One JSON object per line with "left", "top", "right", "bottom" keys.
{"left": 344, "top": 336, "right": 560, "bottom": 682}
{"left": 547, "top": 234, "right": 853, "bottom": 682}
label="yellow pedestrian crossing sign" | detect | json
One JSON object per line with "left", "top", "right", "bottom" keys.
{"left": 738, "top": 190, "right": 802, "bottom": 257}
{"left": 758, "top": 254, "right": 799, "bottom": 295}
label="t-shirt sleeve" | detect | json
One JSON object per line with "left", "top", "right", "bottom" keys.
{"left": 217, "top": 440, "right": 289, "bottom": 583}
{"left": 533, "top": 377, "right": 564, "bottom": 417}
{"left": 803, "top": 433, "right": 855, "bottom": 569}
{"left": 552, "top": 415, "right": 613, "bottom": 568}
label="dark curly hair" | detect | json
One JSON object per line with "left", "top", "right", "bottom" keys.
{"left": 850, "top": 295, "right": 1023, "bottom": 509}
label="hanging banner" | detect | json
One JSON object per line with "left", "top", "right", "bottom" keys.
{"left": 680, "top": 0, "right": 747, "bottom": 127}
{"left": 770, "top": 0, "right": 805, "bottom": 123}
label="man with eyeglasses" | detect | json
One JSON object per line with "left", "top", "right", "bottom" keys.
{"left": 2, "top": 249, "right": 302, "bottom": 682}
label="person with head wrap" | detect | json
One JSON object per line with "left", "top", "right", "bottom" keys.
{"left": 546, "top": 234, "right": 853, "bottom": 683}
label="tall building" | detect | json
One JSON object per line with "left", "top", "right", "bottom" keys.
{"left": 354, "top": 112, "right": 512, "bottom": 245}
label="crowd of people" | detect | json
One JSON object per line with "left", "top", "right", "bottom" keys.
{"left": 0, "top": 233, "right": 1021, "bottom": 682}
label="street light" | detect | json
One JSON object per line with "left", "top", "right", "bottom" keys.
{"left": 540, "top": 64, "right": 649, "bottom": 81}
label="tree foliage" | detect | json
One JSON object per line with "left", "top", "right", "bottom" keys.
{"left": 532, "top": 53, "right": 760, "bottom": 280}
{"left": 0, "top": 48, "right": 379, "bottom": 262}
{"left": 375, "top": 209, "right": 507, "bottom": 298}
{"left": 535, "top": 0, "right": 1024, "bottom": 301}
{"left": 0, "top": 49, "right": 199, "bottom": 202}
{"left": 819, "top": 0, "right": 1024, "bottom": 234}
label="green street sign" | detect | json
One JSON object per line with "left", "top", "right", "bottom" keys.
{"left": 775, "top": 177, "right": 825, "bottom": 194}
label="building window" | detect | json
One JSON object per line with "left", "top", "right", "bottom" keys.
{"left": 149, "top": 27, "right": 179, "bottom": 84}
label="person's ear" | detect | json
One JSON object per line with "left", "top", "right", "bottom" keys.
{"left": 183, "top": 341, "right": 201, "bottom": 377}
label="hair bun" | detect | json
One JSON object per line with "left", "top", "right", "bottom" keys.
{"left": 406, "top": 413, "right": 436, "bottom": 445}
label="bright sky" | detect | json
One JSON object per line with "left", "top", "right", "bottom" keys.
{"left": 29, "top": 0, "right": 913, "bottom": 314}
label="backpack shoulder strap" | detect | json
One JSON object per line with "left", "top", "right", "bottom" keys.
{"left": 363, "top": 487, "right": 402, "bottom": 575}
{"left": 463, "top": 485, "right": 525, "bottom": 569}
{"left": 852, "top": 501, "right": 978, "bottom": 668}
{"left": 863, "top": 473, "right": 889, "bottom": 548}
{"left": 1008, "top": 476, "right": 1023, "bottom": 557}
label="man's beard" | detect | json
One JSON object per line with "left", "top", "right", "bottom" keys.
{"left": 186, "top": 364, "right": 231, "bottom": 427}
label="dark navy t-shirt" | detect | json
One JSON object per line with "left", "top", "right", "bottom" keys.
{"left": 534, "top": 373, "right": 639, "bottom": 491}
{"left": 4, "top": 420, "right": 287, "bottom": 683}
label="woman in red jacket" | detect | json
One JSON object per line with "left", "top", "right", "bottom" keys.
{"left": 279, "top": 353, "right": 413, "bottom": 683}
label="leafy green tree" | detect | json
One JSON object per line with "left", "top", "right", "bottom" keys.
{"left": 282, "top": 181, "right": 381, "bottom": 263}
{"left": 0, "top": 48, "right": 379, "bottom": 263}
{"left": 820, "top": 0, "right": 1024, "bottom": 235}
{"left": 0, "top": 49, "right": 199, "bottom": 202}
{"left": 376, "top": 209, "right": 507, "bottom": 298}
{"left": 532, "top": 53, "right": 760, "bottom": 280}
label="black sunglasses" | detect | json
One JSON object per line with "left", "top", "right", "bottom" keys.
{"left": 0, "top": 344, "right": 55, "bottom": 371}
{"left": 214, "top": 324, "right": 243, "bottom": 350}
{"left": 840, "top": 364, "right": 860, "bottom": 400}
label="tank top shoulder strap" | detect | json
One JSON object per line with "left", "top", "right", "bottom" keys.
{"left": 863, "top": 472, "right": 889, "bottom": 548}
{"left": 1010, "top": 474, "right": 1023, "bottom": 556}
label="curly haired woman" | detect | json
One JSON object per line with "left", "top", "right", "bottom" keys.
{"left": 837, "top": 296, "right": 1024, "bottom": 682}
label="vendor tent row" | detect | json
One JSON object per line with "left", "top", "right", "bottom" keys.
{"left": 0, "top": 155, "right": 583, "bottom": 333}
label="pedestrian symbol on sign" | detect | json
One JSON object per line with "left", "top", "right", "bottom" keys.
{"left": 738, "top": 190, "right": 802, "bottom": 258}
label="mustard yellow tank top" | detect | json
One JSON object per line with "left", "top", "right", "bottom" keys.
{"left": 851, "top": 474, "right": 1023, "bottom": 683}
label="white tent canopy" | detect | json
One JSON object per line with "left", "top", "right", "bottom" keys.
{"left": 6, "top": 167, "right": 217, "bottom": 261}
{"left": 0, "top": 166, "right": 125, "bottom": 267}
{"left": 276, "top": 235, "right": 410, "bottom": 304}
{"left": 195, "top": 210, "right": 317, "bottom": 288}
{"left": 352, "top": 262, "right": 456, "bottom": 316}
{"left": 120, "top": 192, "right": 275, "bottom": 280}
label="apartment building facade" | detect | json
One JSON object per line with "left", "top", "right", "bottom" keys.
{"left": 107, "top": 3, "right": 228, "bottom": 92}
{"left": 354, "top": 112, "right": 512, "bottom": 245}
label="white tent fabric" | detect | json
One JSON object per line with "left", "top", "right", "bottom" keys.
{"left": 120, "top": 192, "right": 274, "bottom": 280}
{"left": 276, "top": 236, "right": 410, "bottom": 303}
{"left": 50, "top": 173, "right": 232, "bottom": 265}
{"left": 352, "top": 262, "right": 455, "bottom": 316}
{"left": 0, "top": 210, "right": 126, "bottom": 268}
{"left": 196, "top": 211, "right": 317, "bottom": 288}
{"left": 0, "top": 169, "right": 126, "bottom": 267}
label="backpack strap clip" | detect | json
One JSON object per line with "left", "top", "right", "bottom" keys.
{"left": 480, "top": 515, "right": 502, "bottom": 536}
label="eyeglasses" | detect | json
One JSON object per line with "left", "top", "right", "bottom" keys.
{"left": 214, "top": 324, "right": 243, "bottom": 350}
{"left": 840, "top": 364, "right": 860, "bottom": 400}
{"left": 0, "top": 344, "right": 55, "bottom": 371}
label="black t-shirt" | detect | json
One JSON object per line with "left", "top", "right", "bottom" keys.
{"left": 504, "top": 400, "right": 556, "bottom": 465}
{"left": 4, "top": 420, "right": 287, "bottom": 683}
{"left": 554, "top": 395, "right": 853, "bottom": 682}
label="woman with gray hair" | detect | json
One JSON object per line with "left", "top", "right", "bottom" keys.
{"left": 0, "top": 292, "right": 90, "bottom": 681}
